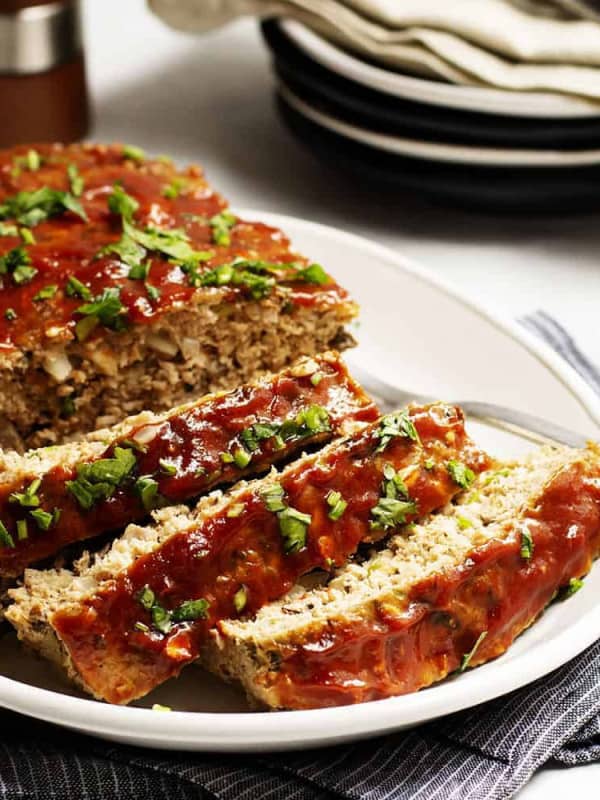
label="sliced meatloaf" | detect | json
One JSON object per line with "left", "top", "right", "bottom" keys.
{"left": 0, "top": 352, "right": 377, "bottom": 579}
{"left": 202, "top": 445, "right": 600, "bottom": 709}
{"left": 0, "top": 142, "right": 357, "bottom": 450}
{"left": 6, "top": 403, "right": 489, "bottom": 704}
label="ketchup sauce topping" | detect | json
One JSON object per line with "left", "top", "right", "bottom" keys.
{"left": 0, "top": 353, "right": 378, "bottom": 577}
{"left": 264, "top": 459, "right": 600, "bottom": 709}
{"left": 50, "top": 403, "right": 490, "bottom": 704}
{"left": 0, "top": 143, "right": 349, "bottom": 352}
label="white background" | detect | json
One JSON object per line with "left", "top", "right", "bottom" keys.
{"left": 82, "top": 1, "right": 599, "bottom": 795}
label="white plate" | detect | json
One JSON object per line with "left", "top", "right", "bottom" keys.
{"left": 281, "top": 20, "right": 600, "bottom": 120}
{"left": 1, "top": 211, "right": 599, "bottom": 752}
{"left": 279, "top": 82, "right": 600, "bottom": 167}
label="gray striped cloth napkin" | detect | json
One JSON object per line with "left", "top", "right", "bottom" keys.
{"left": 1, "top": 310, "right": 599, "bottom": 800}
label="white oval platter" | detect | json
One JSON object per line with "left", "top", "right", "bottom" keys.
{"left": 0, "top": 211, "right": 599, "bottom": 752}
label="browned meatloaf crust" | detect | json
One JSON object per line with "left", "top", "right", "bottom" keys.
{"left": 0, "top": 142, "right": 357, "bottom": 450}
{"left": 0, "top": 352, "right": 377, "bottom": 579}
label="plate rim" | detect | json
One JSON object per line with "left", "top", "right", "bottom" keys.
{"left": 280, "top": 19, "right": 600, "bottom": 121}
{"left": 1, "top": 209, "right": 599, "bottom": 751}
{"left": 278, "top": 82, "right": 600, "bottom": 168}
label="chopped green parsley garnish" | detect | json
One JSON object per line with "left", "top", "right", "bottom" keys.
{"left": 458, "top": 631, "right": 487, "bottom": 673}
{"left": 294, "top": 263, "right": 329, "bottom": 285}
{"left": 0, "top": 223, "right": 18, "bottom": 237}
{"left": 261, "top": 484, "right": 286, "bottom": 513}
{"left": 370, "top": 464, "right": 417, "bottom": 531}
{"left": 0, "top": 521, "right": 15, "bottom": 549}
{"left": 67, "top": 163, "right": 84, "bottom": 197}
{"left": 128, "top": 261, "right": 150, "bottom": 280}
{"left": 4, "top": 308, "right": 16, "bottom": 321}
{"left": 209, "top": 211, "right": 237, "bottom": 247}
{"left": 159, "top": 459, "right": 177, "bottom": 477}
{"left": 30, "top": 508, "right": 54, "bottom": 531}
{"left": 375, "top": 411, "right": 420, "bottom": 453}
{"left": 75, "top": 287, "right": 128, "bottom": 339}
{"left": 233, "top": 448, "right": 251, "bottom": 469}
{"left": 122, "top": 144, "right": 146, "bottom": 162}
{"left": 145, "top": 282, "right": 160, "bottom": 302}
{"left": 447, "top": 460, "right": 476, "bottom": 490}
{"left": 424, "top": 458, "right": 435, "bottom": 471}
{"left": 108, "top": 184, "right": 139, "bottom": 220}
{"left": 310, "top": 371, "right": 323, "bottom": 386}
{"left": 26, "top": 150, "right": 41, "bottom": 171}
{"left": 137, "top": 585, "right": 156, "bottom": 610}
{"left": 135, "top": 475, "right": 161, "bottom": 511}
{"left": 125, "top": 220, "right": 201, "bottom": 262}
{"left": 562, "top": 577, "right": 584, "bottom": 598}
{"left": 65, "top": 275, "right": 92, "bottom": 301}
{"left": 520, "top": 528, "right": 534, "bottom": 560}
{"left": 196, "top": 258, "right": 275, "bottom": 299}
{"left": 162, "top": 179, "right": 185, "bottom": 199}
{"left": 220, "top": 452, "right": 234, "bottom": 464}
{"left": 233, "top": 586, "right": 247, "bottom": 613}
{"left": 296, "top": 404, "right": 331, "bottom": 434}
{"left": 75, "top": 316, "right": 98, "bottom": 342}
{"left": 33, "top": 284, "right": 57, "bottom": 302}
{"left": 0, "top": 186, "right": 87, "bottom": 227}
{"left": 171, "top": 598, "right": 209, "bottom": 622}
{"left": 456, "top": 515, "right": 473, "bottom": 531}
{"left": 261, "top": 483, "right": 312, "bottom": 553}
{"left": 101, "top": 233, "right": 146, "bottom": 269}
{"left": 19, "top": 227, "right": 35, "bottom": 245}
{"left": 151, "top": 604, "right": 172, "bottom": 634}
{"left": 326, "top": 490, "right": 347, "bottom": 521}
{"left": 0, "top": 247, "right": 37, "bottom": 286}
{"left": 12, "top": 149, "right": 42, "bottom": 175}
{"left": 16, "top": 519, "right": 28, "bottom": 541}
{"left": 278, "top": 506, "right": 311, "bottom": 554}
{"left": 240, "top": 422, "right": 279, "bottom": 452}
{"left": 136, "top": 586, "right": 210, "bottom": 635}
{"left": 9, "top": 478, "right": 41, "bottom": 508}
{"left": 66, "top": 447, "right": 137, "bottom": 510}
{"left": 134, "top": 621, "right": 150, "bottom": 633}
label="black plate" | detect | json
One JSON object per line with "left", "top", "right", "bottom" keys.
{"left": 262, "top": 19, "right": 600, "bottom": 150}
{"left": 276, "top": 91, "right": 600, "bottom": 213}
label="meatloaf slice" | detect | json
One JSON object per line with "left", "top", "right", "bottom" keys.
{"left": 0, "top": 142, "right": 357, "bottom": 450}
{"left": 6, "top": 403, "right": 489, "bottom": 704}
{"left": 0, "top": 352, "right": 377, "bottom": 579}
{"left": 202, "top": 445, "right": 600, "bottom": 709}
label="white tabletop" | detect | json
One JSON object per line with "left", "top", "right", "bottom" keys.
{"left": 82, "top": 1, "right": 600, "bottom": 795}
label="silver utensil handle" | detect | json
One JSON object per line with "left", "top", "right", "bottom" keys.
{"left": 348, "top": 364, "right": 591, "bottom": 449}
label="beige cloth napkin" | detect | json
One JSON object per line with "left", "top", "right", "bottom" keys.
{"left": 149, "top": 0, "right": 600, "bottom": 100}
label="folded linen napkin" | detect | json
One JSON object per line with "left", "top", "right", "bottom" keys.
{"left": 149, "top": 0, "right": 600, "bottom": 101}
{"left": 0, "top": 310, "right": 599, "bottom": 800}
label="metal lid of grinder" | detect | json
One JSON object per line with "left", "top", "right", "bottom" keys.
{"left": 0, "top": 0, "right": 89, "bottom": 147}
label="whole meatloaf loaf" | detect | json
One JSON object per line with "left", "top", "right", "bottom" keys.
{"left": 0, "top": 352, "right": 377, "bottom": 579}
{"left": 202, "top": 444, "right": 600, "bottom": 709}
{"left": 0, "top": 142, "right": 357, "bottom": 449}
{"left": 6, "top": 403, "right": 489, "bottom": 704}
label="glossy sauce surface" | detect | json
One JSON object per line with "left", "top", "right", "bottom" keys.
{"left": 266, "top": 459, "right": 600, "bottom": 709}
{"left": 0, "top": 354, "right": 377, "bottom": 577}
{"left": 0, "top": 143, "right": 349, "bottom": 352}
{"left": 51, "top": 404, "right": 490, "bottom": 703}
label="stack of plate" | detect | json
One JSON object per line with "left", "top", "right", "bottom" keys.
{"left": 261, "top": 19, "right": 600, "bottom": 211}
